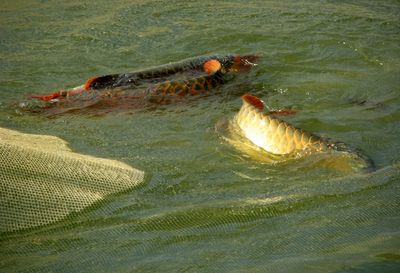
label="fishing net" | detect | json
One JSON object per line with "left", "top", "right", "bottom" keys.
{"left": 0, "top": 127, "right": 145, "bottom": 233}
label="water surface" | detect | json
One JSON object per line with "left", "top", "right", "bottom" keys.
{"left": 1, "top": 0, "right": 399, "bottom": 272}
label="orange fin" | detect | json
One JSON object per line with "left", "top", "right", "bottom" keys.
{"left": 84, "top": 76, "right": 98, "bottom": 90}
{"left": 203, "top": 59, "right": 222, "bottom": 74}
{"left": 242, "top": 94, "right": 264, "bottom": 111}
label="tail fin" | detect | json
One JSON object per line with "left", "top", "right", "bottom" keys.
{"left": 203, "top": 60, "right": 222, "bottom": 74}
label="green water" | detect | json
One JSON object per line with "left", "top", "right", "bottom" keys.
{"left": 1, "top": 0, "right": 400, "bottom": 272}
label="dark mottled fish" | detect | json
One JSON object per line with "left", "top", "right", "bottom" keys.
{"left": 85, "top": 53, "right": 258, "bottom": 90}
{"left": 20, "top": 54, "right": 258, "bottom": 115}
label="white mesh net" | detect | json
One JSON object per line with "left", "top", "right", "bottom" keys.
{"left": 0, "top": 127, "right": 145, "bottom": 233}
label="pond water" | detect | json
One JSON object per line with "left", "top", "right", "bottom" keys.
{"left": 1, "top": 0, "right": 399, "bottom": 272}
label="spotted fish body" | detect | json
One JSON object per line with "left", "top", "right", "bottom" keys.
{"left": 231, "top": 94, "right": 374, "bottom": 171}
{"left": 146, "top": 70, "right": 228, "bottom": 103}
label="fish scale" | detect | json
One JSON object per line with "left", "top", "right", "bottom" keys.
{"left": 231, "top": 94, "right": 374, "bottom": 172}
{"left": 234, "top": 98, "right": 324, "bottom": 155}
{"left": 146, "top": 70, "right": 228, "bottom": 103}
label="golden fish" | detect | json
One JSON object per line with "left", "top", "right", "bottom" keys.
{"left": 229, "top": 94, "right": 374, "bottom": 172}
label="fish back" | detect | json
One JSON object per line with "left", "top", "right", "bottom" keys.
{"left": 235, "top": 102, "right": 325, "bottom": 155}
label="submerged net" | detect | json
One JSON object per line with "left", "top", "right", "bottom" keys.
{"left": 0, "top": 127, "right": 145, "bottom": 233}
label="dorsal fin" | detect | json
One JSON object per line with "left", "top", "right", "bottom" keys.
{"left": 241, "top": 94, "right": 264, "bottom": 111}
{"left": 203, "top": 59, "right": 222, "bottom": 74}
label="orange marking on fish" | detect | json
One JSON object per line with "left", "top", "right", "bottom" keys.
{"left": 84, "top": 77, "right": 98, "bottom": 90}
{"left": 31, "top": 91, "right": 61, "bottom": 102}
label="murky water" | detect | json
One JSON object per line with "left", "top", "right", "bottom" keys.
{"left": 1, "top": 0, "right": 399, "bottom": 272}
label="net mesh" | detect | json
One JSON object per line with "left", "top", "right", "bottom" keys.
{"left": 0, "top": 127, "right": 145, "bottom": 233}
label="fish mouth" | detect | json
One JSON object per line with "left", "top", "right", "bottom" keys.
{"left": 222, "top": 54, "right": 260, "bottom": 73}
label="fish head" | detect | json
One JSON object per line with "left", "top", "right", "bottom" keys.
{"left": 221, "top": 54, "right": 259, "bottom": 73}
